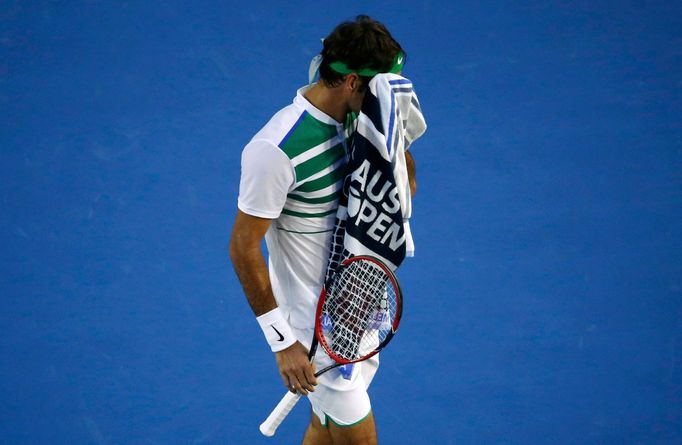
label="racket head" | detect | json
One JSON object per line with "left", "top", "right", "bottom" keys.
{"left": 314, "top": 255, "right": 402, "bottom": 365}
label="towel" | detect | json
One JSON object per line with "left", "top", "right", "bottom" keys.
{"left": 326, "top": 73, "right": 426, "bottom": 276}
{"left": 324, "top": 73, "right": 427, "bottom": 379}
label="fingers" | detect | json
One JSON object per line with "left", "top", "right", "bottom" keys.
{"left": 295, "top": 365, "right": 317, "bottom": 395}
{"left": 303, "top": 361, "right": 318, "bottom": 388}
{"left": 289, "top": 376, "right": 306, "bottom": 395}
{"left": 282, "top": 364, "right": 316, "bottom": 395}
{"left": 279, "top": 373, "right": 294, "bottom": 393}
{"left": 275, "top": 342, "right": 317, "bottom": 395}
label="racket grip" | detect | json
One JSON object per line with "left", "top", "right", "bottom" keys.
{"left": 259, "top": 391, "right": 302, "bottom": 437}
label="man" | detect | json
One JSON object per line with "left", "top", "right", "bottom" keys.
{"left": 229, "top": 15, "right": 415, "bottom": 445}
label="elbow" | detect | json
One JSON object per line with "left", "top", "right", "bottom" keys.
{"left": 228, "top": 237, "right": 240, "bottom": 265}
{"left": 229, "top": 230, "right": 258, "bottom": 266}
{"left": 229, "top": 210, "right": 270, "bottom": 266}
{"left": 228, "top": 232, "right": 241, "bottom": 265}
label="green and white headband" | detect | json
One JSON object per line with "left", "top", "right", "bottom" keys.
{"left": 308, "top": 51, "right": 405, "bottom": 84}
{"left": 328, "top": 51, "right": 405, "bottom": 76}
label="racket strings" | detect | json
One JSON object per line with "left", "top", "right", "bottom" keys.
{"left": 321, "top": 260, "right": 397, "bottom": 361}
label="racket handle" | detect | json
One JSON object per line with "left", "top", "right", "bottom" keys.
{"left": 259, "top": 391, "right": 302, "bottom": 437}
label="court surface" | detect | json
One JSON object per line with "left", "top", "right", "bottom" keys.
{"left": 1, "top": 1, "right": 681, "bottom": 443}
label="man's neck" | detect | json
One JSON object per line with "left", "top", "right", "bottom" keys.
{"left": 303, "top": 83, "right": 348, "bottom": 124}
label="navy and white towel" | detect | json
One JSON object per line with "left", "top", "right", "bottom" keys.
{"left": 325, "top": 73, "right": 427, "bottom": 280}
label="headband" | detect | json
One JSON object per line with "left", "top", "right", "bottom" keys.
{"left": 328, "top": 51, "right": 405, "bottom": 76}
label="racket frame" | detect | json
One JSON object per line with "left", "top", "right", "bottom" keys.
{"left": 314, "top": 255, "right": 403, "bottom": 367}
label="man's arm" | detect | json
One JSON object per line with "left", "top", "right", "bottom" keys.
{"left": 406, "top": 150, "right": 416, "bottom": 196}
{"left": 228, "top": 210, "right": 317, "bottom": 395}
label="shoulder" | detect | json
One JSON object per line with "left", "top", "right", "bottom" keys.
{"left": 250, "top": 103, "right": 304, "bottom": 150}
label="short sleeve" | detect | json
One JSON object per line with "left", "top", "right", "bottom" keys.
{"left": 237, "top": 139, "right": 294, "bottom": 219}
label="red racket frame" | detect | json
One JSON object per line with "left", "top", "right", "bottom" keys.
{"left": 313, "top": 255, "right": 403, "bottom": 366}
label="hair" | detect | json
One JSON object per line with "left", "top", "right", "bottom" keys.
{"left": 319, "top": 15, "right": 405, "bottom": 90}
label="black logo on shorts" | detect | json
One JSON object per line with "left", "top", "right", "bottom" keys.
{"left": 271, "top": 326, "right": 284, "bottom": 342}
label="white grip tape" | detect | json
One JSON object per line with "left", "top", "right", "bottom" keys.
{"left": 259, "top": 391, "right": 302, "bottom": 437}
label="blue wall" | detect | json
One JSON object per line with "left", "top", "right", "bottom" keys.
{"left": 1, "top": 1, "right": 680, "bottom": 443}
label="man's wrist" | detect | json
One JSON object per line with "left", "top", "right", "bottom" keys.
{"left": 256, "top": 307, "right": 296, "bottom": 352}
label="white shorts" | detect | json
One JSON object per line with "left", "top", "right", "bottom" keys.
{"left": 293, "top": 328, "right": 380, "bottom": 427}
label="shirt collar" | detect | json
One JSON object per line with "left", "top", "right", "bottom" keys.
{"left": 294, "top": 86, "right": 345, "bottom": 128}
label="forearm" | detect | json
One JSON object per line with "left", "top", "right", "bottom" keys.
{"left": 229, "top": 222, "right": 314, "bottom": 393}
{"left": 406, "top": 150, "right": 416, "bottom": 196}
{"left": 229, "top": 233, "right": 277, "bottom": 317}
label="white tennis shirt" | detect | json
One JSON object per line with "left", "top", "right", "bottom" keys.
{"left": 238, "top": 87, "right": 354, "bottom": 329}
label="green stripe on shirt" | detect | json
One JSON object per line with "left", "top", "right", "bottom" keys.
{"left": 280, "top": 114, "right": 339, "bottom": 159}
{"left": 294, "top": 143, "right": 346, "bottom": 182}
{"left": 294, "top": 163, "right": 346, "bottom": 193}
{"left": 287, "top": 191, "right": 340, "bottom": 204}
{"left": 280, "top": 208, "right": 337, "bottom": 218}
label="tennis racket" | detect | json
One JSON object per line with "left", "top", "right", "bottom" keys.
{"left": 259, "top": 255, "right": 403, "bottom": 437}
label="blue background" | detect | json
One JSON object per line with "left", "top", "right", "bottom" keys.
{"left": 1, "top": 1, "right": 681, "bottom": 443}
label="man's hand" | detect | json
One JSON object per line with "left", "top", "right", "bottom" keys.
{"left": 275, "top": 341, "right": 317, "bottom": 395}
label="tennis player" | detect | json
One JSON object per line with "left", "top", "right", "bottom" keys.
{"left": 229, "top": 15, "right": 415, "bottom": 445}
